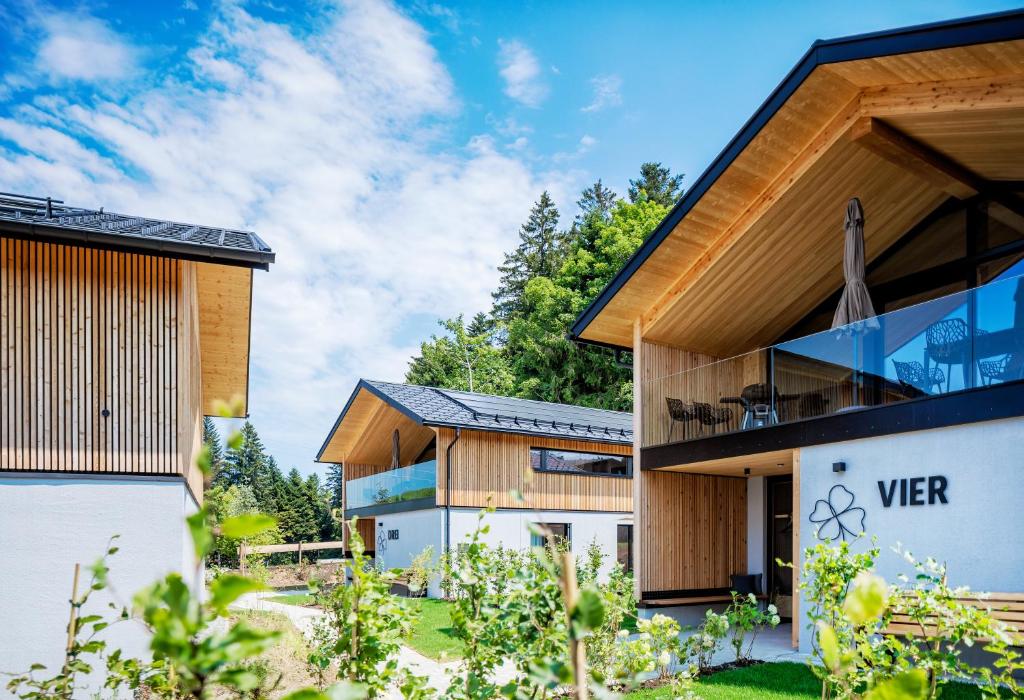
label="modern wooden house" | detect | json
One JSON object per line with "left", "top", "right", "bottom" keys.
{"left": 316, "top": 380, "right": 634, "bottom": 595}
{"left": 568, "top": 10, "right": 1024, "bottom": 650}
{"left": 0, "top": 193, "right": 273, "bottom": 675}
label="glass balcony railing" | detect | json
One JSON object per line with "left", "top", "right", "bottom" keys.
{"left": 346, "top": 460, "right": 437, "bottom": 510}
{"left": 642, "top": 274, "right": 1024, "bottom": 448}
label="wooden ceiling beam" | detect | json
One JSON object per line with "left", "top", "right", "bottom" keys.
{"left": 859, "top": 73, "right": 1024, "bottom": 118}
{"left": 640, "top": 95, "right": 863, "bottom": 337}
{"left": 849, "top": 116, "right": 983, "bottom": 199}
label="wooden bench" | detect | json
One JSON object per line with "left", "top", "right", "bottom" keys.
{"left": 639, "top": 594, "right": 767, "bottom": 609}
{"left": 883, "top": 592, "right": 1024, "bottom": 644}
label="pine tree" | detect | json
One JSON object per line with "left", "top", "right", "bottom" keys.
{"left": 492, "top": 191, "right": 566, "bottom": 322}
{"left": 278, "top": 468, "right": 318, "bottom": 543}
{"left": 627, "top": 162, "right": 684, "bottom": 207}
{"left": 217, "top": 421, "right": 265, "bottom": 488}
{"left": 325, "top": 463, "right": 344, "bottom": 510}
{"left": 575, "top": 179, "right": 617, "bottom": 226}
{"left": 202, "top": 417, "right": 225, "bottom": 479}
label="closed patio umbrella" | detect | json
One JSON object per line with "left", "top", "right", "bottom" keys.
{"left": 832, "top": 197, "right": 878, "bottom": 330}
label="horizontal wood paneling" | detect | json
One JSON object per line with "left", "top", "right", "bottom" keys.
{"left": 638, "top": 469, "right": 747, "bottom": 593}
{"left": 435, "top": 428, "right": 632, "bottom": 512}
{"left": 1, "top": 239, "right": 205, "bottom": 499}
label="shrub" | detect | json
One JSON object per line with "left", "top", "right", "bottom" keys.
{"left": 724, "top": 592, "right": 780, "bottom": 663}
{"left": 684, "top": 609, "right": 729, "bottom": 673}
{"left": 407, "top": 546, "right": 435, "bottom": 597}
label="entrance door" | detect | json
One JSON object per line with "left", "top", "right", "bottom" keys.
{"left": 766, "top": 476, "right": 794, "bottom": 620}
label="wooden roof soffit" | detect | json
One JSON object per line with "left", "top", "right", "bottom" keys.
{"left": 639, "top": 73, "right": 1024, "bottom": 341}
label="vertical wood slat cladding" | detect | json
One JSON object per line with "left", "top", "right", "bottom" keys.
{"left": 435, "top": 428, "right": 632, "bottom": 512}
{"left": 639, "top": 340, "right": 722, "bottom": 447}
{"left": 639, "top": 470, "right": 747, "bottom": 593}
{"left": 1, "top": 239, "right": 204, "bottom": 497}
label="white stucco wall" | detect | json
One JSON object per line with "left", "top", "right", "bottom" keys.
{"left": 0, "top": 475, "right": 198, "bottom": 693}
{"left": 371, "top": 507, "right": 631, "bottom": 598}
{"left": 797, "top": 416, "right": 1024, "bottom": 653}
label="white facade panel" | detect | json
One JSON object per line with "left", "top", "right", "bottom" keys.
{"left": 797, "top": 417, "right": 1024, "bottom": 652}
{"left": 0, "top": 476, "right": 198, "bottom": 694}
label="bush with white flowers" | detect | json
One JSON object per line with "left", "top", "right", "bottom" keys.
{"left": 723, "top": 591, "right": 781, "bottom": 663}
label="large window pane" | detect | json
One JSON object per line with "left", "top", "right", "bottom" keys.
{"left": 617, "top": 524, "right": 633, "bottom": 573}
{"left": 531, "top": 448, "right": 631, "bottom": 477}
{"left": 531, "top": 522, "right": 571, "bottom": 549}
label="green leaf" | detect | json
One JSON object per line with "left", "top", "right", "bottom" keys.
{"left": 865, "top": 669, "right": 929, "bottom": 699}
{"left": 817, "top": 622, "right": 840, "bottom": 671}
{"left": 220, "top": 514, "right": 277, "bottom": 540}
{"left": 209, "top": 575, "right": 265, "bottom": 613}
{"left": 572, "top": 588, "right": 605, "bottom": 633}
{"left": 187, "top": 509, "right": 214, "bottom": 559}
{"left": 844, "top": 572, "right": 889, "bottom": 626}
{"left": 282, "top": 683, "right": 368, "bottom": 700}
{"left": 196, "top": 444, "right": 213, "bottom": 477}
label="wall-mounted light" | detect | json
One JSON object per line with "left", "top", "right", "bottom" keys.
{"left": 743, "top": 468, "right": 751, "bottom": 476}
{"left": 833, "top": 461, "right": 847, "bottom": 473}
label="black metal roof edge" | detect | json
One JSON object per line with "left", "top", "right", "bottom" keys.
{"left": 420, "top": 420, "right": 633, "bottom": 445}
{"left": 314, "top": 380, "right": 428, "bottom": 463}
{"left": 568, "top": 8, "right": 1024, "bottom": 346}
{"left": 0, "top": 221, "right": 275, "bottom": 270}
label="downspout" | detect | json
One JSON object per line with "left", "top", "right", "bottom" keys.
{"left": 444, "top": 428, "right": 461, "bottom": 554}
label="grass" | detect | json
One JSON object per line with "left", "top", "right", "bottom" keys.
{"left": 401, "top": 598, "right": 464, "bottom": 660}
{"left": 625, "top": 662, "right": 1012, "bottom": 699}
{"left": 268, "top": 593, "right": 316, "bottom": 606}
{"left": 226, "top": 610, "right": 317, "bottom": 694}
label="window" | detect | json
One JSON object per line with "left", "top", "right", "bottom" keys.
{"left": 617, "top": 524, "right": 633, "bottom": 573}
{"left": 530, "top": 522, "right": 571, "bottom": 549}
{"left": 530, "top": 448, "right": 632, "bottom": 477}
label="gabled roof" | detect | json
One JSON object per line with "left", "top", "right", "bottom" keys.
{"left": 316, "top": 380, "right": 633, "bottom": 462}
{"left": 569, "top": 9, "right": 1024, "bottom": 351}
{"left": 0, "top": 192, "right": 275, "bottom": 269}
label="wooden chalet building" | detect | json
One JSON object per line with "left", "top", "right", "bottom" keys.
{"left": 568, "top": 10, "right": 1024, "bottom": 650}
{"left": 317, "top": 380, "right": 634, "bottom": 596}
{"left": 0, "top": 193, "right": 274, "bottom": 676}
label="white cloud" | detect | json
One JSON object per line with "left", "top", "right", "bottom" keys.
{"left": 581, "top": 73, "right": 622, "bottom": 113}
{"left": 34, "top": 12, "right": 138, "bottom": 82}
{"left": 553, "top": 134, "right": 597, "bottom": 163}
{"left": 497, "top": 39, "right": 547, "bottom": 107}
{"left": 182, "top": 0, "right": 199, "bottom": 10}
{"left": 0, "top": 0, "right": 575, "bottom": 474}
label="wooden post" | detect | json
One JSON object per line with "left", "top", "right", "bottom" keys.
{"left": 560, "top": 551, "right": 589, "bottom": 700}
{"left": 297, "top": 541, "right": 303, "bottom": 566}
{"left": 239, "top": 543, "right": 247, "bottom": 576}
{"left": 62, "top": 563, "right": 81, "bottom": 677}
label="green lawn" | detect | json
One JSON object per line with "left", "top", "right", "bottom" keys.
{"left": 401, "top": 598, "right": 464, "bottom": 660}
{"left": 625, "top": 662, "right": 1010, "bottom": 699}
{"left": 268, "top": 593, "right": 316, "bottom": 606}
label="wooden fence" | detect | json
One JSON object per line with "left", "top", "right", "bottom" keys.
{"left": 237, "top": 540, "right": 347, "bottom": 575}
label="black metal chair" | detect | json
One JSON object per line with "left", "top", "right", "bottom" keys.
{"left": 978, "top": 354, "right": 1017, "bottom": 386}
{"left": 925, "top": 319, "right": 980, "bottom": 391}
{"left": 693, "top": 401, "right": 733, "bottom": 435}
{"left": 892, "top": 359, "right": 944, "bottom": 396}
{"left": 665, "top": 398, "right": 697, "bottom": 441}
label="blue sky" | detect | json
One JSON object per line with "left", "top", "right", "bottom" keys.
{"left": 0, "top": 0, "right": 1017, "bottom": 476}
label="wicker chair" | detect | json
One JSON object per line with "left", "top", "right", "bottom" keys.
{"left": 692, "top": 401, "right": 733, "bottom": 435}
{"left": 664, "top": 398, "right": 697, "bottom": 441}
{"left": 892, "top": 359, "right": 945, "bottom": 396}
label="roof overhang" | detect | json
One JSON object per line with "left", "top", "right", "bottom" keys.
{"left": 316, "top": 381, "right": 433, "bottom": 464}
{"left": 570, "top": 9, "right": 1024, "bottom": 355}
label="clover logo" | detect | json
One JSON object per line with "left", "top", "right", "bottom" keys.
{"left": 809, "top": 484, "right": 865, "bottom": 542}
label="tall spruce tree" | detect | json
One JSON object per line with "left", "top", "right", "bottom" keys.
{"left": 278, "top": 468, "right": 318, "bottom": 543}
{"left": 216, "top": 421, "right": 265, "bottom": 488}
{"left": 627, "top": 162, "right": 684, "bottom": 207}
{"left": 492, "top": 191, "right": 566, "bottom": 322}
{"left": 201, "top": 416, "right": 225, "bottom": 479}
{"left": 575, "top": 179, "right": 617, "bottom": 226}
{"left": 325, "top": 463, "right": 344, "bottom": 510}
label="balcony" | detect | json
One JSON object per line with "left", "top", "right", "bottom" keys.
{"left": 642, "top": 274, "right": 1024, "bottom": 449}
{"left": 346, "top": 460, "right": 437, "bottom": 511}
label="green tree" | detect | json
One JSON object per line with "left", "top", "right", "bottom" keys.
{"left": 492, "top": 191, "right": 567, "bottom": 322}
{"left": 325, "top": 463, "right": 344, "bottom": 511}
{"left": 278, "top": 468, "right": 319, "bottom": 543}
{"left": 205, "top": 483, "right": 283, "bottom": 566}
{"left": 216, "top": 421, "right": 265, "bottom": 489}
{"left": 627, "top": 161, "right": 684, "bottom": 207}
{"left": 201, "top": 417, "right": 224, "bottom": 478}
{"left": 406, "top": 314, "right": 514, "bottom": 394}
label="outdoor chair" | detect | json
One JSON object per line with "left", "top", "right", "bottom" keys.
{"left": 665, "top": 397, "right": 697, "bottom": 442}
{"left": 925, "top": 318, "right": 986, "bottom": 391}
{"left": 978, "top": 354, "right": 1019, "bottom": 386}
{"left": 692, "top": 401, "right": 733, "bottom": 435}
{"left": 892, "top": 359, "right": 944, "bottom": 396}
